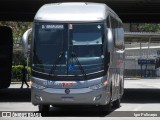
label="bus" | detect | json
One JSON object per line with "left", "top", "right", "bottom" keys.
{"left": 22, "top": 2, "right": 125, "bottom": 112}
{"left": 0, "top": 26, "right": 13, "bottom": 89}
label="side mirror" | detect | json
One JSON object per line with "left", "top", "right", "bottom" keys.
{"left": 107, "top": 28, "right": 113, "bottom": 52}
{"left": 22, "top": 28, "right": 32, "bottom": 58}
{"left": 115, "top": 28, "right": 124, "bottom": 49}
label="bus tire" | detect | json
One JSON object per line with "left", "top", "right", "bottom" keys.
{"left": 38, "top": 105, "right": 50, "bottom": 113}
{"left": 112, "top": 98, "right": 121, "bottom": 108}
{"left": 120, "top": 78, "right": 124, "bottom": 98}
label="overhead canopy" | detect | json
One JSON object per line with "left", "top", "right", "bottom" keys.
{"left": 0, "top": 0, "right": 160, "bottom": 22}
{"left": 125, "top": 32, "right": 160, "bottom": 58}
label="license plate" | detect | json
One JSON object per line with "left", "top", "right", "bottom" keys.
{"left": 62, "top": 97, "right": 74, "bottom": 102}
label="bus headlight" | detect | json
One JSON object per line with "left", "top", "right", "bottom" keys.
{"left": 89, "top": 80, "right": 108, "bottom": 90}
{"left": 103, "top": 80, "right": 108, "bottom": 86}
{"left": 32, "top": 82, "right": 46, "bottom": 89}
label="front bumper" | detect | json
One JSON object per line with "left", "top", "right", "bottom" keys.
{"left": 31, "top": 85, "right": 110, "bottom": 106}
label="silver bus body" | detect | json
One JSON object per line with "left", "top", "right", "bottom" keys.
{"left": 23, "top": 2, "right": 125, "bottom": 111}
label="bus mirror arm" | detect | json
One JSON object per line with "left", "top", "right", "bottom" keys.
{"left": 22, "top": 28, "right": 32, "bottom": 58}
{"left": 107, "top": 28, "right": 113, "bottom": 52}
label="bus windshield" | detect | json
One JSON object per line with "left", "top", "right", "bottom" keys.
{"left": 32, "top": 22, "right": 105, "bottom": 78}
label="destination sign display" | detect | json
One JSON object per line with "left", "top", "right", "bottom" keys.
{"left": 41, "top": 24, "right": 64, "bottom": 29}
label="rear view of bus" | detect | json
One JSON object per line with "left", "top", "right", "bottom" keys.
{"left": 23, "top": 2, "right": 125, "bottom": 112}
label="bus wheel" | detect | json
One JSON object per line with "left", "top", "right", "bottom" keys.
{"left": 38, "top": 105, "right": 50, "bottom": 113}
{"left": 112, "top": 98, "right": 121, "bottom": 108}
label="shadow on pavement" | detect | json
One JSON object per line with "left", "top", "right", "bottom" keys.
{"left": 41, "top": 105, "right": 116, "bottom": 117}
{"left": 122, "top": 88, "right": 160, "bottom": 103}
{"left": 0, "top": 88, "right": 31, "bottom": 102}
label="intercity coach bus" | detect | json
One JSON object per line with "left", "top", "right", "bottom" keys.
{"left": 22, "top": 2, "right": 125, "bottom": 112}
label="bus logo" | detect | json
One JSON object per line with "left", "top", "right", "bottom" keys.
{"left": 65, "top": 89, "right": 70, "bottom": 94}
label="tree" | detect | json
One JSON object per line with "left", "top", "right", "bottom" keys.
{"left": 0, "top": 21, "right": 32, "bottom": 65}
{"left": 138, "top": 23, "right": 160, "bottom": 32}
{"left": 0, "top": 22, "right": 32, "bottom": 44}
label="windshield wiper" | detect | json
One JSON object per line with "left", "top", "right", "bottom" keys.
{"left": 49, "top": 51, "right": 64, "bottom": 76}
{"left": 71, "top": 52, "right": 87, "bottom": 80}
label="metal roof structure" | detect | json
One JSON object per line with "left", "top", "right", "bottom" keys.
{"left": 125, "top": 32, "right": 160, "bottom": 60}
{"left": 125, "top": 32, "right": 160, "bottom": 42}
{"left": 1, "top": 0, "right": 160, "bottom": 22}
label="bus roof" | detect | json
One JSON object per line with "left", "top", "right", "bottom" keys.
{"left": 34, "top": 2, "right": 119, "bottom": 22}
